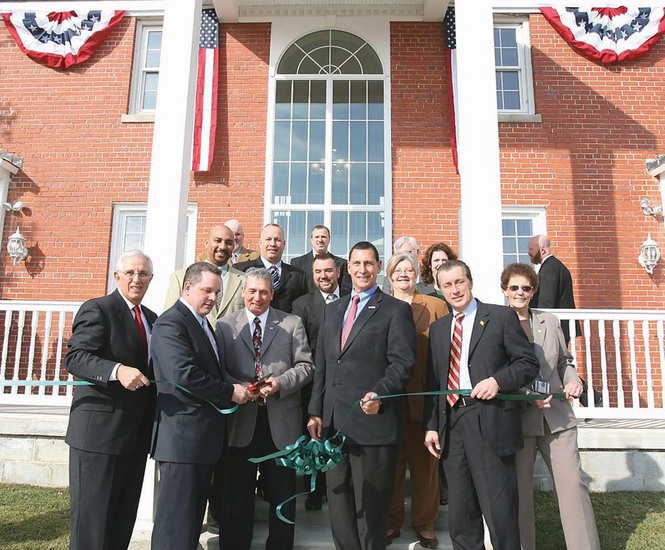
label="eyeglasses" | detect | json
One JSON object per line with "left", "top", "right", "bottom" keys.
{"left": 508, "top": 285, "right": 533, "bottom": 293}
{"left": 119, "top": 270, "right": 152, "bottom": 279}
{"left": 393, "top": 269, "right": 416, "bottom": 275}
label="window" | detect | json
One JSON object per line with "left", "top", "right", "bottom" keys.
{"left": 494, "top": 16, "right": 535, "bottom": 116}
{"left": 108, "top": 203, "right": 197, "bottom": 291}
{"left": 270, "top": 30, "right": 389, "bottom": 262}
{"left": 501, "top": 207, "right": 546, "bottom": 266}
{"left": 128, "top": 20, "right": 163, "bottom": 115}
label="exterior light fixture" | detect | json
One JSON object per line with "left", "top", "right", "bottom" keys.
{"left": 638, "top": 233, "right": 660, "bottom": 275}
{"left": 640, "top": 198, "right": 662, "bottom": 217}
{"left": 7, "top": 227, "right": 28, "bottom": 265}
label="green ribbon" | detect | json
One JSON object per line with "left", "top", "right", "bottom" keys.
{"left": 250, "top": 388, "right": 567, "bottom": 524}
{"left": 0, "top": 379, "right": 238, "bottom": 415}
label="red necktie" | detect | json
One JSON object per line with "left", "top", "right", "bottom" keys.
{"left": 133, "top": 305, "right": 148, "bottom": 365}
{"left": 341, "top": 295, "right": 360, "bottom": 349}
{"left": 447, "top": 312, "right": 464, "bottom": 407}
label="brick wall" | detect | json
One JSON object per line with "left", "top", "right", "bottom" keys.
{"left": 1, "top": 15, "right": 665, "bottom": 309}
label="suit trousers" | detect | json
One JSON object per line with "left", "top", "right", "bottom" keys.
{"left": 444, "top": 405, "right": 520, "bottom": 550}
{"left": 208, "top": 456, "right": 225, "bottom": 523}
{"left": 516, "top": 423, "right": 600, "bottom": 550}
{"left": 151, "top": 461, "right": 214, "bottom": 550}
{"left": 326, "top": 443, "right": 398, "bottom": 550}
{"left": 219, "top": 407, "right": 296, "bottom": 550}
{"left": 69, "top": 447, "right": 147, "bottom": 550}
{"left": 389, "top": 418, "right": 439, "bottom": 532}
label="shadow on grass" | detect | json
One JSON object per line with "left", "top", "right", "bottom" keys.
{"left": 535, "top": 491, "right": 665, "bottom": 550}
{"left": 0, "top": 484, "right": 69, "bottom": 549}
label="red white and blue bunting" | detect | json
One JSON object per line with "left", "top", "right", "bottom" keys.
{"left": 1, "top": 10, "right": 125, "bottom": 69}
{"left": 541, "top": 7, "right": 665, "bottom": 64}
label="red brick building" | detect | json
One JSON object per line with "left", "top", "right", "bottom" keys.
{"left": 1, "top": 1, "right": 664, "bottom": 311}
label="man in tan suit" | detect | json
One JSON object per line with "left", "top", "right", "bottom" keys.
{"left": 164, "top": 224, "right": 245, "bottom": 324}
{"left": 216, "top": 267, "right": 314, "bottom": 550}
{"left": 225, "top": 218, "right": 260, "bottom": 264}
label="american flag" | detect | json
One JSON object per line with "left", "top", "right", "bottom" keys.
{"left": 444, "top": 7, "right": 459, "bottom": 175}
{"left": 192, "top": 8, "right": 219, "bottom": 172}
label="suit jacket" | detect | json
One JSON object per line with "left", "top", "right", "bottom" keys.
{"left": 233, "top": 246, "right": 260, "bottom": 264}
{"left": 424, "top": 300, "right": 539, "bottom": 457}
{"left": 150, "top": 300, "right": 235, "bottom": 465}
{"left": 292, "top": 289, "right": 347, "bottom": 355}
{"left": 291, "top": 251, "right": 352, "bottom": 295}
{"left": 233, "top": 258, "right": 308, "bottom": 313}
{"left": 216, "top": 307, "right": 314, "bottom": 450}
{"left": 164, "top": 264, "right": 245, "bottom": 323}
{"left": 522, "top": 309, "right": 581, "bottom": 436}
{"left": 65, "top": 289, "right": 157, "bottom": 455}
{"left": 405, "top": 293, "right": 449, "bottom": 423}
{"left": 531, "top": 255, "right": 579, "bottom": 341}
{"left": 309, "top": 289, "right": 417, "bottom": 446}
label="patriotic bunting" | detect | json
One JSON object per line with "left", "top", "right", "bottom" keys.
{"left": 1, "top": 10, "right": 125, "bottom": 69}
{"left": 541, "top": 7, "right": 665, "bottom": 64}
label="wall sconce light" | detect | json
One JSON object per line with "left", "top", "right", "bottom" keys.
{"left": 7, "top": 227, "right": 28, "bottom": 265}
{"left": 3, "top": 201, "right": 25, "bottom": 213}
{"left": 638, "top": 233, "right": 660, "bottom": 275}
{"left": 640, "top": 198, "right": 662, "bottom": 217}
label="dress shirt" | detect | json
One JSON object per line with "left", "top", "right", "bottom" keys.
{"left": 244, "top": 308, "right": 270, "bottom": 341}
{"left": 450, "top": 298, "right": 478, "bottom": 390}
{"left": 343, "top": 284, "right": 378, "bottom": 324}
{"left": 260, "top": 257, "right": 282, "bottom": 279}
{"left": 110, "top": 294, "right": 152, "bottom": 381}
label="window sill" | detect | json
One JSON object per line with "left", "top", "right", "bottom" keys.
{"left": 498, "top": 113, "right": 542, "bottom": 124}
{"left": 121, "top": 113, "right": 155, "bottom": 123}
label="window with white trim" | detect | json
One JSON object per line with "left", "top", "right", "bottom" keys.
{"left": 108, "top": 203, "right": 197, "bottom": 291}
{"left": 128, "top": 20, "right": 163, "bottom": 114}
{"left": 501, "top": 207, "right": 546, "bottom": 266}
{"left": 269, "top": 30, "right": 389, "bottom": 262}
{"left": 494, "top": 16, "right": 535, "bottom": 115}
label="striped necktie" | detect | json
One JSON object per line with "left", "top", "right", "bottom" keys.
{"left": 447, "top": 312, "right": 464, "bottom": 407}
{"left": 269, "top": 265, "right": 280, "bottom": 290}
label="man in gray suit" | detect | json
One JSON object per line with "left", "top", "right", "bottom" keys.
{"left": 216, "top": 267, "right": 314, "bottom": 550}
{"left": 151, "top": 262, "right": 248, "bottom": 550}
{"left": 164, "top": 224, "right": 245, "bottom": 323}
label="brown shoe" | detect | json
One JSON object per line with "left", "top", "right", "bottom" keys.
{"left": 416, "top": 529, "right": 438, "bottom": 549}
{"left": 386, "top": 530, "right": 400, "bottom": 546}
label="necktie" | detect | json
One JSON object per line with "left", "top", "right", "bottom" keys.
{"left": 215, "top": 270, "right": 224, "bottom": 310}
{"left": 252, "top": 317, "right": 262, "bottom": 380}
{"left": 341, "top": 295, "right": 360, "bottom": 349}
{"left": 327, "top": 294, "right": 338, "bottom": 303}
{"left": 447, "top": 312, "right": 465, "bottom": 407}
{"left": 133, "top": 305, "right": 148, "bottom": 364}
{"left": 201, "top": 319, "right": 219, "bottom": 360}
{"left": 269, "top": 265, "right": 280, "bottom": 290}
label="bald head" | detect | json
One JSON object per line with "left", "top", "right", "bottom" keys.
{"left": 204, "top": 224, "right": 235, "bottom": 266}
{"left": 225, "top": 219, "right": 244, "bottom": 252}
{"left": 527, "top": 234, "right": 551, "bottom": 265}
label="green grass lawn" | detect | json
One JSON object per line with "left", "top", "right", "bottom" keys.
{"left": 0, "top": 484, "right": 664, "bottom": 549}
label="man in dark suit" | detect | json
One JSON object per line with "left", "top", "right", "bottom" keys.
{"left": 65, "top": 249, "right": 157, "bottom": 550}
{"left": 291, "top": 225, "right": 351, "bottom": 295}
{"left": 150, "top": 262, "right": 248, "bottom": 550}
{"left": 528, "top": 234, "right": 579, "bottom": 344}
{"left": 234, "top": 223, "right": 308, "bottom": 313}
{"left": 308, "top": 241, "right": 416, "bottom": 550}
{"left": 217, "top": 267, "right": 314, "bottom": 550}
{"left": 424, "top": 260, "right": 539, "bottom": 550}
{"left": 292, "top": 253, "right": 349, "bottom": 510}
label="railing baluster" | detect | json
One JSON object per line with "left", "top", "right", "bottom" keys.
{"left": 643, "top": 320, "right": 655, "bottom": 409}
{"left": 613, "top": 319, "right": 625, "bottom": 409}
{"left": 12, "top": 310, "right": 26, "bottom": 395}
{"left": 583, "top": 318, "right": 595, "bottom": 409}
{"left": 40, "top": 311, "right": 52, "bottom": 397}
{"left": 0, "top": 310, "right": 10, "bottom": 381}
{"left": 658, "top": 321, "right": 665, "bottom": 412}
{"left": 26, "top": 310, "right": 38, "bottom": 389}
{"left": 628, "top": 319, "right": 639, "bottom": 409}
{"left": 54, "top": 311, "right": 67, "bottom": 397}
{"left": 598, "top": 320, "right": 609, "bottom": 410}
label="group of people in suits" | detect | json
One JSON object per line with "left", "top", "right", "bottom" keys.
{"left": 65, "top": 222, "right": 598, "bottom": 550}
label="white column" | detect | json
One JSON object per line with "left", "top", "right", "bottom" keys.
{"left": 134, "top": 0, "right": 201, "bottom": 533}
{"left": 455, "top": 0, "right": 504, "bottom": 304}
{"left": 142, "top": 0, "right": 202, "bottom": 313}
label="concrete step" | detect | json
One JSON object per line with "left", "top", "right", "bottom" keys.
{"left": 129, "top": 493, "right": 454, "bottom": 549}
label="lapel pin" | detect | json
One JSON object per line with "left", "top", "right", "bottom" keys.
{"left": 479, "top": 320, "right": 485, "bottom": 326}
{"left": 368, "top": 305, "right": 377, "bottom": 309}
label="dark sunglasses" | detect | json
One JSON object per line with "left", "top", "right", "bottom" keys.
{"left": 508, "top": 285, "right": 533, "bottom": 293}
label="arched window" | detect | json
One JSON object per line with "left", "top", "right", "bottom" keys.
{"left": 268, "top": 30, "right": 389, "bottom": 261}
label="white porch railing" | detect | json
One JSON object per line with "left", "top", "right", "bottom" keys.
{"left": 0, "top": 301, "right": 664, "bottom": 418}
{"left": 0, "top": 300, "right": 81, "bottom": 405}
